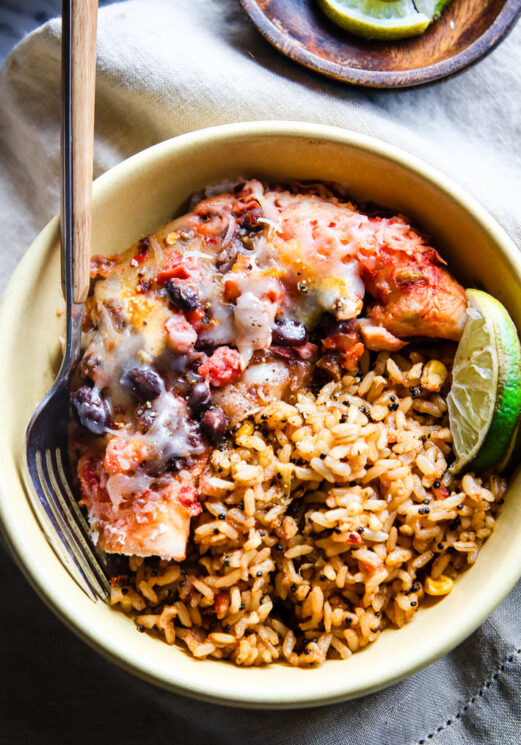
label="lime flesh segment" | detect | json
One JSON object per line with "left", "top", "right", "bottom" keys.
{"left": 448, "top": 289, "right": 521, "bottom": 474}
{"left": 318, "top": 0, "right": 431, "bottom": 40}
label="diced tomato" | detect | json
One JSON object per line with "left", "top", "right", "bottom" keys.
{"left": 322, "top": 332, "right": 358, "bottom": 352}
{"left": 322, "top": 332, "right": 364, "bottom": 371}
{"left": 262, "top": 286, "right": 285, "bottom": 305}
{"left": 214, "top": 591, "right": 230, "bottom": 619}
{"left": 158, "top": 264, "right": 191, "bottom": 282}
{"left": 104, "top": 436, "right": 151, "bottom": 474}
{"left": 295, "top": 342, "right": 318, "bottom": 360}
{"left": 188, "top": 501, "right": 202, "bottom": 517}
{"left": 186, "top": 306, "right": 206, "bottom": 332}
{"left": 157, "top": 255, "right": 200, "bottom": 284}
{"left": 270, "top": 345, "right": 292, "bottom": 359}
{"left": 198, "top": 346, "right": 243, "bottom": 387}
{"left": 177, "top": 482, "right": 202, "bottom": 517}
{"left": 130, "top": 249, "right": 149, "bottom": 267}
{"left": 223, "top": 278, "right": 241, "bottom": 302}
{"left": 110, "top": 575, "right": 130, "bottom": 586}
{"left": 79, "top": 457, "right": 105, "bottom": 500}
{"left": 81, "top": 461, "right": 99, "bottom": 491}
{"left": 271, "top": 343, "right": 317, "bottom": 361}
{"left": 165, "top": 314, "right": 197, "bottom": 352}
{"left": 342, "top": 343, "right": 365, "bottom": 371}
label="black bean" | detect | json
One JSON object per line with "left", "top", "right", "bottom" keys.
{"left": 236, "top": 204, "right": 263, "bottom": 232}
{"left": 272, "top": 318, "right": 308, "bottom": 347}
{"left": 71, "top": 385, "right": 111, "bottom": 435}
{"left": 316, "top": 312, "right": 356, "bottom": 337}
{"left": 165, "top": 279, "right": 199, "bottom": 312}
{"left": 166, "top": 351, "right": 197, "bottom": 375}
{"left": 201, "top": 407, "right": 228, "bottom": 444}
{"left": 188, "top": 380, "right": 212, "bottom": 416}
{"left": 194, "top": 338, "right": 216, "bottom": 353}
{"left": 123, "top": 367, "right": 162, "bottom": 401}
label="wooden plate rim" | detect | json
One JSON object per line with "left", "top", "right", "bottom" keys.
{"left": 238, "top": 0, "right": 521, "bottom": 88}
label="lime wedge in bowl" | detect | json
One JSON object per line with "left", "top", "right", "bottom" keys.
{"left": 317, "top": 0, "right": 451, "bottom": 41}
{"left": 497, "top": 421, "right": 521, "bottom": 475}
{"left": 448, "top": 289, "right": 521, "bottom": 475}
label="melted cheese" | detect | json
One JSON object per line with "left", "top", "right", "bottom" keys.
{"left": 76, "top": 179, "right": 464, "bottom": 561}
{"left": 142, "top": 391, "right": 204, "bottom": 465}
{"left": 233, "top": 292, "right": 277, "bottom": 365}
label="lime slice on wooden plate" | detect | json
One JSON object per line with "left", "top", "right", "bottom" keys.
{"left": 448, "top": 289, "right": 521, "bottom": 475}
{"left": 414, "top": 0, "right": 453, "bottom": 19}
{"left": 318, "top": 0, "right": 452, "bottom": 41}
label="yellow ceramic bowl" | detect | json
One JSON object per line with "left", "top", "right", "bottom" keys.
{"left": 1, "top": 122, "right": 520, "bottom": 708}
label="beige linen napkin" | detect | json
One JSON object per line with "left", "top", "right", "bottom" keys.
{"left": 0, "top": 2, "right": 520, "bottom": 743}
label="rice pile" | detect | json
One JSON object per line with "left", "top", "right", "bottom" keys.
{"left": 110, "top": 349, "right": 505, "bottom": 666}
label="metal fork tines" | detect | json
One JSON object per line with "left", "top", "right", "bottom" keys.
{"left": 26, "top": 415, "right": 110, "bottom": 602}
{"left": 25, "top": 297, "right": 110, "bottom": 602}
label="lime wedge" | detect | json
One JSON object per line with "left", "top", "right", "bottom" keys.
{"left": 497, "top": 421, "right": 521, "bottom": 475}
{"left": 414, "top": 0, "right": 453, "bottom": 20}
{"left": 448, "top": 289, "right": 521, "bottom": 474}
{"left": 318, "top": 0, "right": 431, "bottom": 40}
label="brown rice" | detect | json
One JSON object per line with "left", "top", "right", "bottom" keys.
{"left": 110, "top": 348, "right": 506, "bottom": 666}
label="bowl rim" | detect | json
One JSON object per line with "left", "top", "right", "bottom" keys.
{"left": 2, "top": 120, "right": 521, "bottom": 708}
{"left": 238, "top": 0, "right": 521, "bottom": 89}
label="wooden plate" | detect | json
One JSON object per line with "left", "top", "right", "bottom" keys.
{"left": 238, "top": 0, "right": 521, "bottom": 88}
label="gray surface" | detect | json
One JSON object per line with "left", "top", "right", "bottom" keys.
{"left": 0, "top": 0, "right": 121, "bottom": 64}
{"left": 0, "top": 1, "right": 60, "bottom": 63}
{"left": 0, "top": 1, "right": 520, "bottom": 743}
{"left": 1, "top": 537, "right": 520, "bottom": 745}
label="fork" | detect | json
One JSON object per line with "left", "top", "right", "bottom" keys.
{"left": 25, "top": 0, "right": 109, "bottom": 602}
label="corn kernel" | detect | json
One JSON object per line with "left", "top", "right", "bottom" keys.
{"left": 425, "top": 574, "right": 454, "bottom": 596}
{"left": 165, "top": 231, "right": 179, "bottom": 245}
{"left": 236, "top": 421, "right": 254, "bottom": 441}
{"left": 421, "top": 360, "right": 448, "bottom": 392}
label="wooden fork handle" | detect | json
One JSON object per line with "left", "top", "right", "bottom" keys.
{"left": 61, "top": 0, "right": 98, "bottom": 304}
